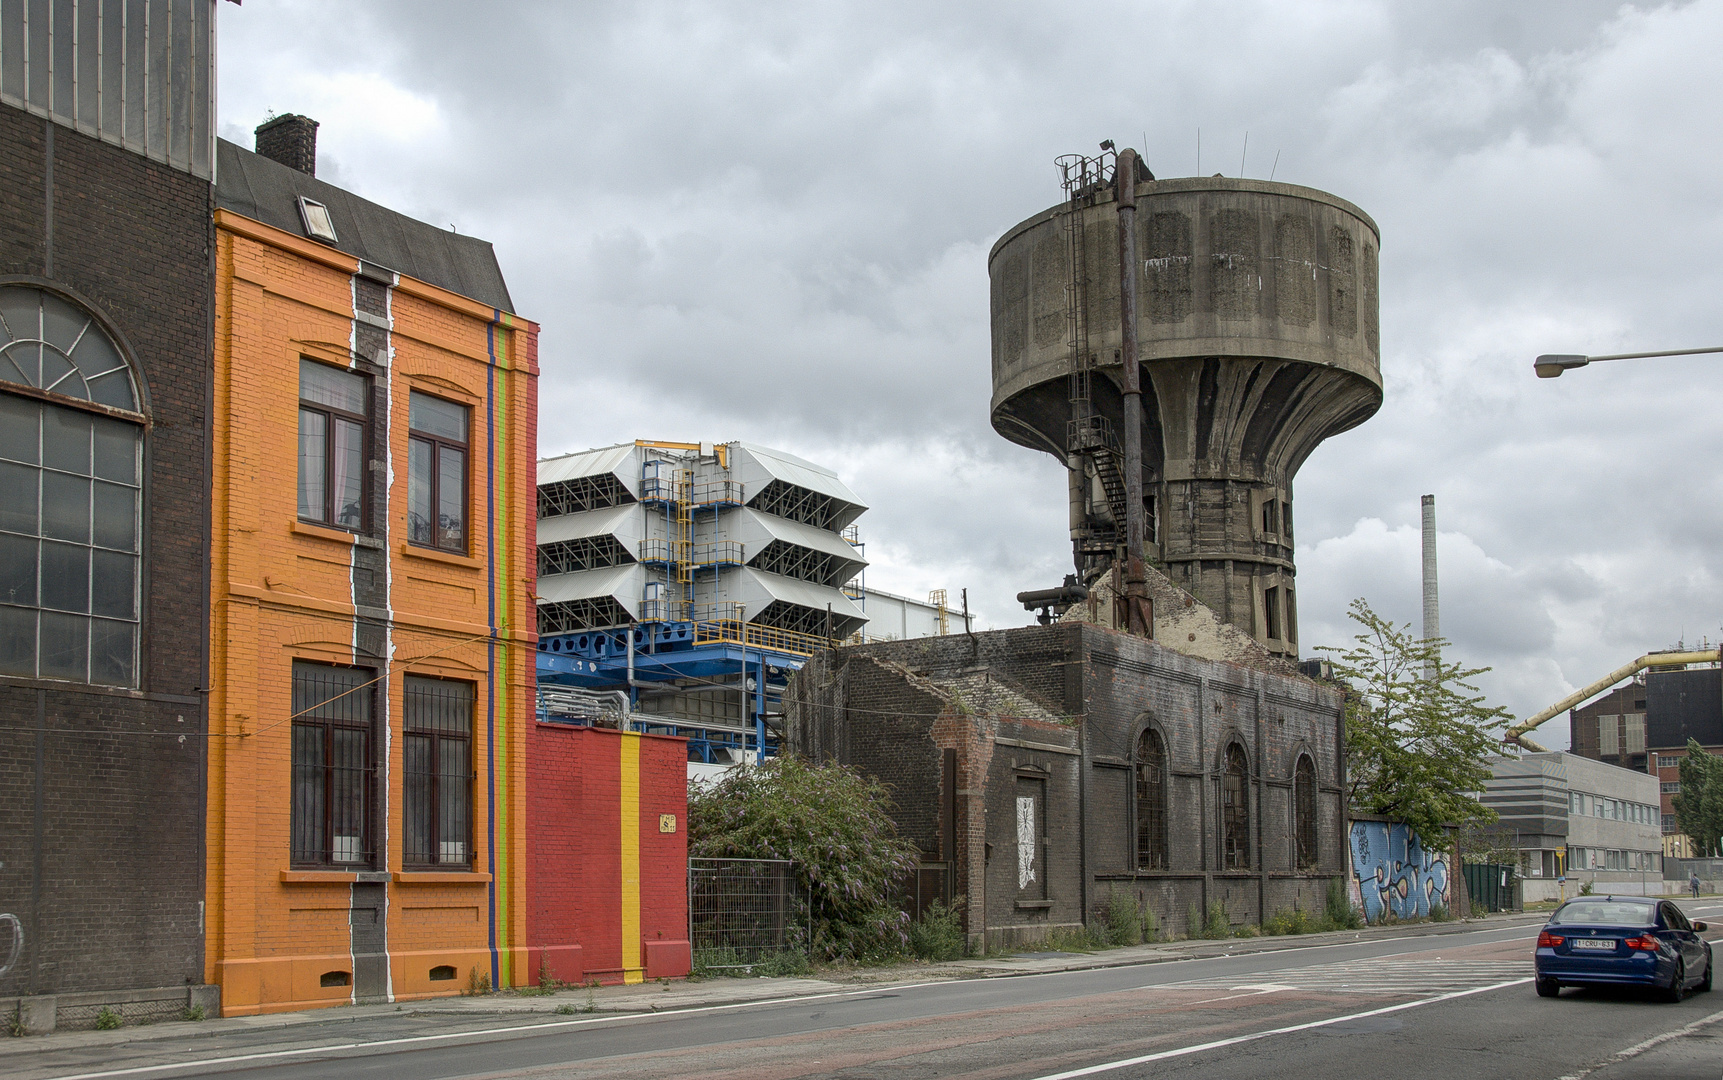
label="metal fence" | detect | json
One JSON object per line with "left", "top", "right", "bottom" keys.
{"left": 688, "top": 858, "right": 808, "bottom": 969}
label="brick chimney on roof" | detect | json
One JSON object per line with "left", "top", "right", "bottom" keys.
{"left": 254, "top": 114, "right": 319, "bottom": 176}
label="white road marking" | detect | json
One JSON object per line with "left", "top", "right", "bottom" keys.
{"left": 1023, "top": 978, "right": 1533, "bottom": 1080}
{"left": 1551, "top": 1007, "right": 1723, "bottom": 1080}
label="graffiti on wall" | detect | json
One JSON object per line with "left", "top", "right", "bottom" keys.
{"left": 1348, "top": 820, "right": 1449, "bottom": 922}
{"left": 0, "top": 913, "right": 21, "bottom": 979}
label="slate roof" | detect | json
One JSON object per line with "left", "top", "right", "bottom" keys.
{"left": 215, "top": 139, "right": 514, "bottom": 313}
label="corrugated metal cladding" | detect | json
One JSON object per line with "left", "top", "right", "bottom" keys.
{"left": 1646, "top": 667, "right": 1723, "bottom": 749}
{"left": 0, "top": 0, "right": 215, "bottom": 178}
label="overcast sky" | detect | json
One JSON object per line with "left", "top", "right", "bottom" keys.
{"left": 218, "top": 1, "right": 1723, "bottom": 742}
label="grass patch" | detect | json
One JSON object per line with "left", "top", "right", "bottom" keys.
{"left": 1103, "top": 888, "right": 1142, "bottom": 947}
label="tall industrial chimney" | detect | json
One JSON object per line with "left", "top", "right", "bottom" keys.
{"left": 1421, "top": 493, "right": 1439, "bottom": 679}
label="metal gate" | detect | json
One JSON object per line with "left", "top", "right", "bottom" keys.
{"left": 1463, "top": 862, "right": 1519, "bottom": 913}
{"left": 688, "top": 858, "right": 808, "bottom": 969}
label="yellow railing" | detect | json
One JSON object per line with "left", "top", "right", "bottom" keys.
{"left": 693, "top": 619, "right": 833, "bottom": 657}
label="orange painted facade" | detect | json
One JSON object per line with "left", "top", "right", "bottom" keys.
{"left": 206, "top": 208, "right": 540, "bottom": 1015}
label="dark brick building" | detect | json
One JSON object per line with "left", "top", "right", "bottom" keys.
{"left": 1, "top": 0, "right": 219, "bottom": 1028}
{"left": 784, "top": 622, "right": 1347, "bottom": 948}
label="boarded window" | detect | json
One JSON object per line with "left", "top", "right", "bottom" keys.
{"left": 1295, "top": 755, "right": 1318, "bottom": 870}
{"left": 1135, "top": 728, "right": 1167, "bottom": 870}
{"left": 1222, "top": 744, "right": 1250, "bottom": 870}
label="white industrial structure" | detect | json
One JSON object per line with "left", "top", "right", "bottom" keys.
{"left": 537, "top": 441, "right": 868, "bottom": 640}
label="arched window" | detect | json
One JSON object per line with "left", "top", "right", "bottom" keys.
{"left": 1222, "top": 743, "right": 1250, "bottom": 869}
{"left": 0, "top": 286, "right": 143, "bottom": 687}
{"left": 1135, "top": 727, "right": 1167, "bottom": 870}
{"left": 1295, "top": 755, "right": 1317, "bottom": 870}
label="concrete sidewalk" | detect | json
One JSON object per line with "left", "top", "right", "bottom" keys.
{"left": 0, "top": 910, "right": 1548, "bottom": 1064}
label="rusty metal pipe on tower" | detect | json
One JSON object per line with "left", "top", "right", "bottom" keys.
{"left": 1115, "top": 148, "right": 1152, "bottom": 636}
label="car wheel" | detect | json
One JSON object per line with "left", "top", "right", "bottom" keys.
{"left": 1700, "top": 947, "right": 1713, "bottom": 993}
{"left": 1535, "top": 977, "right": 1560, "bottom": 998}
{"left": 1662, "top": 960, "right": 1686, "bottom": 1003}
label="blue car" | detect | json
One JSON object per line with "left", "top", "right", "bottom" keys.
{"left": 1534, "top": 896, "right": 1712, "bottom": 1001}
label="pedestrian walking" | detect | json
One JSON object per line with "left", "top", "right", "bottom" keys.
{"left": 1691, "top": 871, "right": 1702, "bottom": 899}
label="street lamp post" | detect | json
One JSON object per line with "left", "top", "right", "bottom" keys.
{"left": 1534, "top": 345, "right": 1723, "bottom": 378}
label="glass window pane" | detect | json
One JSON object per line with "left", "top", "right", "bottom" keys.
{"left": 409, "top": 392, "right": 467, "bottom": 442}
{"left": 91, "top": 417, "right": 138, "bottom": 484}
{"left": 440, "top": 738, "right": 470, "bottom": 864}
{"left": 291, "top": 723, "right": 327, "bottom": 863}
{"left": 298, "top": 408, "right": 327, "bottom": 521}
{"left": 299, "top": 359, "right": 365, "bottom": 414}
{"left": 405, "top": 734, "right": 432, "bottom": 863}
{"left": 330, "top": 726, "right": 368, "bottom": 864}
{"left": 41, "top": 471, "right": 90, "bottom": 543}
{"left": 0, "top": 288, "right": 39, "bottom": 347}
{"left": 40, "top": 349, "right": 85, "bottom": 400}
{"left": 1, "top": 342, "right": 39, "bottom": 389}
{"left": 438, "top": 445, "right": 464, "bottom": 550}
{"left": 39, "top": 292, "right": 86, "bottom": 353}
{"left": 91, "top": 550, "right": 136, "bottom": 620}
{"left": 0, "top": 533, "right": 37, "bottom": 607}
{"left": 42, "top": 406, "right": 91, "bottom": 474}
{"left": 0, "top": 460, "right": 38, "bottom": 534}
{"left": 332, "top": 418, "right": 364, "bottom": 528}
{"left": 89, "top": 618, "right": 134, "bottom": 687}
{"left": 41, "top": 541, "right": 90, "bottom": 613}
{"left": 86, "top": 369, "right": 136, "bottom": 411}
{"left": 0, "top": 604, "right": 34, "bottom": 677}
{"left": 408, "top": 438, "right": 432, "bottom": 544}
{"left": 38, "top": 611, "right": 88, "bottom": 681}
{"left": 0, "top": 395, "right": 38, "bottom": 463}
{"left": 92, "top": 481, "right": 137, "bottom": 551}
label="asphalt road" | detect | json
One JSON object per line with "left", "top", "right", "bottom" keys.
{"left": 19, "top": 903, "right": 1723, "bottom": 1080}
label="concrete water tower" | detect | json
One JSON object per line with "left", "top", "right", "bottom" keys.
{"left": 989, "top": 149, "right": 1382, "bottom": 658}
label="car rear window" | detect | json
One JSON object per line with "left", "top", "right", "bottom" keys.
{"left": 1549, "top": 900, "right": 1654, "bottom": 926}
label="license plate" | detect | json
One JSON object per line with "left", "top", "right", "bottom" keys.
{"left": 1571, "top": 938, "right": 1616, "bottom": 950}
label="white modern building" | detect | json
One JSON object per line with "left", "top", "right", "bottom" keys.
{"left": 537, "top": 441, "right": 868, "bottom": 639}
{"left": 1483, "top": 752, "right": 1665, "bottom": 901}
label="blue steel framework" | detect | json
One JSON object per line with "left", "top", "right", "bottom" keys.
{"left": 536, "top": 622, "right": 809, "bottom": 763}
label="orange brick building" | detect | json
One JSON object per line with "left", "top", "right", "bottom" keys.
{"left": 205, "top": 119, "right": 539, "bottom": 1014}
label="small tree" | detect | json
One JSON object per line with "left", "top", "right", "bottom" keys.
{"left": 1673, "top": 740, "right": 1723, "bottom": 858}
{"left": 687, "top": 755, "right": 921, "bottom": 960}
{"left": 1320, "top": 598, "right": 1510, "bottom": 850}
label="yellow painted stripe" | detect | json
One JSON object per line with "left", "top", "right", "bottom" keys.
{"left": 620, "top": 733, "right": 642, "bottom": 984}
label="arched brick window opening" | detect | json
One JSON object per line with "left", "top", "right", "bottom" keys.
{"left": 1222, "top": 743, "right": 1250, "bottom": 869}
{"left": 0, "top": 285, "right": 143, "bottom": 687}
{"left": 1135, "top": 727, "right": 1167, "bottom": 870}
{"left": 1295, "top": 755, "right": 1318, "bottom": 870}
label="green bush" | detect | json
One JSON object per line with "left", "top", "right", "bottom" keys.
{"left": 1325, "top": 879, "right": 1364, "bottom": 930}
{"left": 93, "top": 1007, "right": 122, "bottom": 1031}
{"left": 1263, "top": 907, "right": 1317, "bottom": 936}
{"left": 908, "top": 901, "right": 966, "bottom": 961}
{"left": 1185, "top": 901, "right": 1231, "bottom": 940}
{"left": 1141, "top": 905, "right": 1160, "bottom": 943}
{"left": 1429, "top": 902, "right": 1453, "bottom": 922}
{"left": 1046, "top": 924, "right": 1107, "bottom": 952}
{"left": 688, "top": 756, "right": 921, "bottom": 961}
{"left": 1104, "top": 888, "right": 1142, "bottom": 947}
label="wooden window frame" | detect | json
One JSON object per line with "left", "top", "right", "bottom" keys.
{"left": 297, "top": 359, "right": 370, "bottom": 534}
{"left": 289, "top": 661, "right": 376, "bottom": 869}
{"left": 407, "top": 391, "right": 469, "bottom": 554}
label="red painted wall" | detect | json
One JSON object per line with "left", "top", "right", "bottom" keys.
{"left": 526, "top": 723, "right": 690, "bottom": 985}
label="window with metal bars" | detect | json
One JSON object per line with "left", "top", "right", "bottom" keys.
{"left": 1135, "top": 727, "right": 1167, "bottom": 870}
{"left": 1294, "top": 755, "right": 1317, "bottom": 869}
{"left": 407, "top": 392, "right": 467, "bottom": 552}
{"left": 291, "top": 662, "right": 374, "bottom": 867}
{"left": 404, "top": 675, "right": 473, "bottom": 868}
{"left": 298, "top": 359, "right": 368, "bottom": 531}
{"left": 1221, "top": 743, "right": 1250, "bottom": 870}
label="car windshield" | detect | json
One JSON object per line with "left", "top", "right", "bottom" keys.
{"left": 1548, "top": 900, "right": 1655, "bottom": 927}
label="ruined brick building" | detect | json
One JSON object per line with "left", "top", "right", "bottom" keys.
{"left": 784, "top": 614, "right": 1347, "bottom": 947}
